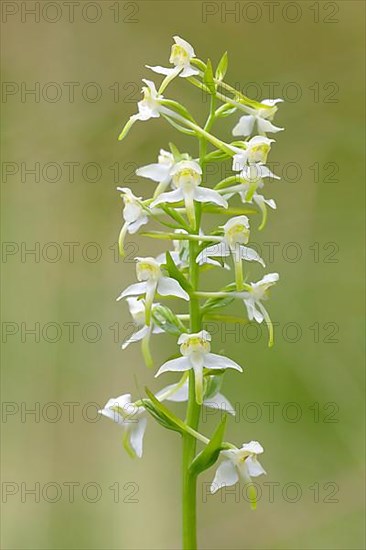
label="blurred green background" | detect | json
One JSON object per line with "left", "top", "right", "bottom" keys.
{"left": 1, "top": 1, "right": 365, "bottom": 549}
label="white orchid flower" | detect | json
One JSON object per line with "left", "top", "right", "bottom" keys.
{"left": 239, "top": 273, "right": 279, "bottom": 346}
{"left": 157, "top": 379, "right": 236, "bottom": 415}
{"left": 210, "top": 441, "right": 266, "bottom": 494}
{"left": 232, "top": 136, "right": 275, "bottom": 171}
{"left": 233, "top": 99, "right": 284, "bottom": 137}
{"left": 117, "top": 257, "right": 189, "bottom": 325}
{"left": 151, "top": 160, "right": 228, "bottom": 228}
{"left": 196, "top": 216, "right": 265, "bottom": 290}
{"left": 99, "top": 393, "right": 147, "bottom": 458}
{"left": 147, "top": 36, "right": 199, "bottom": 80}
{"left": 116, "top": 187, "right": 149, "bottom": 255}
{"left": 155, "top": 330, "right": 243, "bottom": 405}
{"left": 136, "top": 149, "right": 176, "bottom": 197}
{"left": 122, "top": 297, "right": 164, "bottom": 350}
{"left": 221, "top": 164, "right": 279, "bottom": 230}
{"left": 118, "top": 80, "right": 164, "bottom": 140}
{"left": 135, "top": 79, "right": 163, "bottom": 121}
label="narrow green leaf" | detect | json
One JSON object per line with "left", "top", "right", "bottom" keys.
{"left": 165, "top": 251, "right": 193, "bottom": 293}
{"left": 162, "top": 114, "right": 196, "bottom": 136}
{"left": 169, "top": 142, "right": 181, "bottom": 161}
{"left": 215, "top": 51, "right": 228, "bottom": 82}
{"left": 203, "top": 59, "right": 216, "bottom": 95}
{"left": 152, "top": 305, "right": 187, "bottom": 335}
{"left": 189, "top": 416, "right": 227, "bottom": 476}
{"left": 144, "top": 388, "right": 189, "bottom": 435}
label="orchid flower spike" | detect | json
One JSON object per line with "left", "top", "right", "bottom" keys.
{"left": 147, "top": 36, "right": 199, "bottom": 80}
{"left": 233, "top": 99, "right": 284, "bottom": 137}
{"left": 155, "top": 330, "right": 242, "bottom": 405}
{"left": 151, "top": 159, "right": 227, "bottom": 228}
{"left": 117, "top": 257, "right": 189, "bottom": 325}
{"left": 99, "top": 393, "right": 147, "bottom": 458}
{"left": 197, "top": 216, "right": 265, "bottom": 290}
{"left": 238, "top": 273, "right": 279, "bottom": 347}
{"left": 210, "top": 441, "right": 266, "bottom": 503}
{"left": 117, "top": 187, "right": 149, "bottom": 255}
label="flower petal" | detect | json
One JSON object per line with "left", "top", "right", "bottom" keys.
{"left": 204, "top": 352, "right": 243, "bottom": 372}
{"left": 241, "top": 440, "right": 264, "bottom": 454}
{"left": 117, "top": 282, "right": 147, "bottom": 301}
{"left": 128, "top": 216, "right": 149, "bottom": 234}
{"left": 121, "top": 325, "right": 150, "bottom": 349}
{"left": 203, "top": 392, "right": 236, "bottom": 416}
{"left": 194, "top": 187, "right": 228, "bottom": 208}
{"left": 136, "top": 162, "right": 171, "bottom": 182}
{"left": 145, "top": 64, "right": 177, "bottom": 76}
{"left": 239, "top": 245, "right": 265, "bottom": 267}
{"left": 157, "top": 277, "right": 189, "bottom": 300}
{"left": 210, "top": 459, "right": 239, "bottom": 493}
{"left": 173, "top": 36, "right": 196, "bottom": 58}
{"left": 197, "top": 242, "right": 230, "bottom": 265}
{"left": 257, "top": 118, "right": 284, "bottom": 134}
{"left": 157, "top": 381, "right": 189, "bottom": 402}
{"left": 150, "top": 188, "right": 184, "bottom": 207}
{"left": 244, "top": 298, "right": 264, "bottom": 323}
{"left": 129, "top": 417, "right": 147, "bottom": 458}
{"left": 246, "top": 456, "right": 266, "bottom": 477}
{"left": 232, "top": 115, "right": 255, "bottom": 137}
{"left": 155, "top": 356, "right": 192, "bottom": 376}
{"left": 180, "top": 65, "right": 199, "bottom": 78}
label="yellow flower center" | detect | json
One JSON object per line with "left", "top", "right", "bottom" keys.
{"left": 169, "top": 44, "right": 189, "bottom": 67}
{"left": 248, "top": 143, "right": 271, "bottom": 164}
{"left": 136, "top": 260, "right": 161, "bottom": 282}
{"left": 180, "top": 335, "right": 210, "bottom": 356}
{"left": 226, "top": 223, "right": 250, "bottom": 246}
{"left": 173, "top": 168, "right": 201, "bottom": 189}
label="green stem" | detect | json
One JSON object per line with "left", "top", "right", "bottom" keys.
{"left": 182, "top": 218, "right": 202, "bottom": 550}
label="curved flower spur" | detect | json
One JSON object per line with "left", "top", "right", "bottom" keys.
{"left": 100, "top": 35, "right": 285, "bottom": 549}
